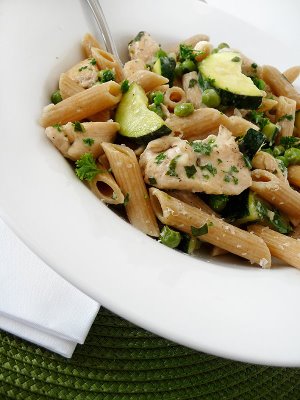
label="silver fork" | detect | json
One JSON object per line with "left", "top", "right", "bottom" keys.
{"left": 85, "top": 0, "right": 123, "bottom": 66}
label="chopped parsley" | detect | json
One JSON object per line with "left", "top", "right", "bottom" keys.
{"left": 188, "top": 79, "right": 198, "bottom": 88}
{"left": 75, "top": 153, "right": 103, "bottom": 181}
{"left": 178, "top": 44, "right": 203, "bottom": 62}
{"left": 155, "top": 152, "right": 166, "bottom": 165}
{"left": 200, "top": 163, "right": 217, "bottom": 176}
{"left": 166, "top": 155, "right": 181, "bottom": 177}
{"left": 98, "top": 69, "right": 115, "bottom": 83}
{"left": 231, "top": 56, "right": 241, "bottom": 62}
{"left": 184, "top": 165, "right": 197, "bottom": 179}
{"left": 190, "top": 138, "right": 217, "bottom": 155}
{"left": 191, "top": 223, "right": 209, "bottom": 237}
{"left": 148, "top": 177, "right": 157, "bottom": 185}
{"left": 78, "top": 65, "right": 88, "bottom": 71}
{"left": 52, "top": 123, "right": 62, "bottom": 132}
{"left": 217, "top": 158, "right": 222, "bottom": 164}
{"left": 248, "top": 110, "right": 269, "bottom": 129}
{"left": 278, "top": 114, "right": 294, "bottom": 122}
{"left": 223, "top": 166, "right": 239, "bottom": 185}
{"left": 82, "top": 137, "right": 95, "bottom": 146}
{"left": 72, "top": 121, "right": 85, "bottom": 132}
{"left": 280, "top": 136, "right": 300, "bottom": 149}
{"left": 128, "top": 31, "right": 145, "bottom": 45}
{"left": 123, "top": 193, "right": 130, "bottom": 206}
{"left": 89, "top": 58, "right": 97, "bottom": 65}
{"left": 121, "top": 79, "right": 130, "bottom": 93}
{"left": 251, "top": 62, "right": 258, "bottom": 70}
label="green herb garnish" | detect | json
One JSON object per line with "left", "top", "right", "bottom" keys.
{"left": 190, "top": 138, "right": 217, "bottom": 155}
{"left": 72, "top": 121, "right": 85, "bottom": 132}
{"left": 188, "top": 79, "right": 198, "bottom": 88}
{"left": 52, "top": 123, "right": 62, "bottom": 132}
{"left": 280, "top": 136, "right": 300, "bottom": 149}
{"left": 89, "top": 58, "right": 97, "bottom": 65}
{"left": 166, "top": 155, "right": 181, "bottom": 177}
{"left": 121, "top": 79, "right": 130, "bottom": 93}
{"left": 123, "top": 193, "right": 130, "bottom": 206}
{"left": 231, "top": 56, "right": 241, "bottom": 62}
{"left": 75, "top": 153, "right": 103, "bottom": 181}
{"left": 82, "top": 138, "right": 95, "bottom": 146}
{"left": 278, "top": 114, "right": 294, "bottom": 122}
{"left": 78, "top": 65, "right": 88, "bottom": 71}
{"left": 98, "top": 69, "right": 115, "bottom": 83}
{"left": 149, "top": 177, "right": 157, "bottom": 185}
{"left": 200, "top": 163, "right": 217, "bottom": 176}
{"left": 191, "top": 223, "right": 209, "bottom": 237}
{"left": 184, "top": 165, "right": 197, "bottom": 179}
{"left": 155, "top": 152, "right": 166, "bottom": 165}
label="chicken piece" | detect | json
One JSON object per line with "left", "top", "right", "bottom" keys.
{"left": 65, "top": 59, "right": 99, "bottom": 89}
{"left": 45, "top": 121, "right": 119, "bottom": 161}
{"left": 128, "top": 32, "right": 160, "bottom": 64}
{"left": 123, "top": 59, "right": 146, "bottom": 79}
{"left": 252, "top": 151, "right": 287, "bottom": 182}
{"left": 139, "top": 126, "right": 252, "bottom": 195}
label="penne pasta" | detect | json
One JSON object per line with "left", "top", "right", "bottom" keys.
{"left": 123, "top": 59, "right": 146, "bottom": 79}
{"left": 88, "top": 165, "right": 124, "bottom": 205}
{"left": 149, "top": 188, "right": 271, "bottom": 267}
{"left": 276, "top": 96, "right": 296, "bottom": 138}
{"left": 82, "top": 33, "right": 103, "bottom": 58}
{"left": 165, "top": 108, "right": 224, "bottom": 139}
{"left": 102, "top": 143, "right": 159, "bottom": 237}
{"left": 193, "top": 41, "right": 213, "bottom": 62}
{"left": 40, "top": 81, "right": 122, "bottom": 127}
{"left": 59, "top": 73, "right": 84, "bottom": 99}
{"left": 248, "top": 224, "right": 300, "bottom": 269}
{"left": 168, "top": 190, "right": 218, "bottom": 216}
{"left": 182, "top": 71, "right": 202, "bottom": 109}
{"left": 128, "top": 70, "right": 169, "bottom": 93}
{"left": 288, "top": 165, "right": 300, "bottom": 188}
{"left": 170, "top": 33, "right": 210, "bottom": 53}
{"left": 258, "top": 97, "right": 278, "bottom": 112}
{"left": 251, "top": 169, "right": 300, "bottom": 220}
{"left": 222, "top": 115, "right": 259, "bottom": 137}
{"left": 262, "top": 65, "right": 300, "bottom": 110}
{"left": 91, "top": 47, "right": 124, "bottom": 82}
{"left": 252, "top": 151, "right": 286, "bottom": 182}
{"left": 283, "top": 66, "right": 300, "bottom": 84}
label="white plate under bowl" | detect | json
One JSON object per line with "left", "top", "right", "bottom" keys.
{"left": 1, "top": 0, "right": 300, "bottom": 366}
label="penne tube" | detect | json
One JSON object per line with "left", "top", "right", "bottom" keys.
{"left": 123, "top": 59, "right": 146, "bottom": 79}
{"left": 251, "top": 169, "right": 300, "bottom": 219}
{"left": 182, "top": 71, "right": 202, "bottom": 109}
{"left": 193, "top": 41, "right": 213, "bottom": 62}
{"left": 276, "top": 96, "right": 296, "bottom": 138}
{"left": 89, "top": 166, "right": 124, "bottom": 205}
{"left": 128, "top": 70, "right": 169, "bottom": 93}
{"left": 91, "top": 47, "right": 124, "bottom": 82}
{"left": 82, "top": 33, "right": 103, "bottom": 58}
{"left": 211, "top": 246, "right": 229, "bottom": 257}
{"left": 258, "top": 97, "right": 278, "bottom": 112}
{"left": 283, "top": 66, "right": 300, "bottom": 84}
{"left": 165, "top": 108, "right": 224, "bottom": 139}
{"left": 288, "top": 165, "right": 300, "bottom": 188}
{"left": 40, "top": 81, "right": 122, "bottom": 127}
{"left": 170, "top": 34, "right": 210, "bottom": 54}
{"left": 248, "top": 224, "right": 300, "bottom": 269}
{"left": 168, "top": 190, "right": 218, "bottom": 216}
{"left": 291, "top": 224, "right": 300, "bottom": 240}
{"left": 252, "top": 151, "right": 286, "bottom": 182}
{"left": 163, "top": 86, "right": 186, "bottom": 111}
{"left": 149, "top": 188, "right": 271, "bottom": 267}
{"left": 222, "top": 115, "right": 259, "bottom": 137}
{"left": 59, "top": 73, "right": 84, "bottom": 99}
{"left": 102, "top": 143, "right": 159, "bottom": 237}
{"left": 262, "top": 65, "right": 300, "bottom": 110}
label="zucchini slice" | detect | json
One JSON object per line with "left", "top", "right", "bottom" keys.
{"left": 115, "top": 83, "right": 171, "bottom": 144}
{"left": 199, "top": 51, "right": 263, "bottom": 109}
{"left": 152, "top": 56, "right": 176, "bottom": 86}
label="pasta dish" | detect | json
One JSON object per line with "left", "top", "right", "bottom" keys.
{"left": 40, "top": 32, "right": 300, "bottom": 269}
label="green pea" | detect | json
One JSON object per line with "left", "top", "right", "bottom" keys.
{"left": 159, "top": 226, "right": 181, "bottom": 248}
{"left": 202, "top": 89, "right": 221, "bottom": 108}
{"left": 148, "top": 103, "right": 164, "bottom": 119}
{"left": 174, "top": 63, "right": 184, "bottom": 78}
{"left": 174, "top": 102, "right": 194, "bottom": 117}
{"left": 51, "top": 90, "right": 62, "bottom": 104}
{"left": 276, "top": 155, "right": 289, "bottom": 167}
{"left": 273, "top": 145, "right": 285, "bottom": 157}
{"left": 211, "top": 48, "right": 219, "bottom": 54}
{"left": 262, "top": 148, "right": 273, "bottom": 155}
{"left": 181, "top": 59, "right": 197, "bottom": 73}
{"left": 218, "top": 42, "right": 230, "bottom": 49}
{"left": 284, "top": 147, "right": 300, "bottom": 165}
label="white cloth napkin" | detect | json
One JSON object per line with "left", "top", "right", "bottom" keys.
{"left": 0, "top": 218, "right": 100, "bottom": 357}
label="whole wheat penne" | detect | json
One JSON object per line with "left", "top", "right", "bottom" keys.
{"left": 45, "top": 121, "right": 119, "bottom": 161}
{"left": 276, "top": 96, "right": 296, "bottom": 138}
{"left": 248, "top": 224, "right": 300, "bottom": 269}
{"left": 193, "top": 41, "right": 212, "bottom": 62}
{"left": 283, "top": 66, "right": 300, "bottom": 84}
{"left": 222, "top": 115, "right": 259, "bottom": 137}
{"left": 211, "top": 246, "right": 229, "bottom": 257}
{"left": 59, "top": 73, "right": 84, "bottom": 99}
{"left": 182, "top": 71, "right": 202, "bottom": 109}
{"left": 258, "top": 97, "right": 278, "bottom": 112}
{"left": 89, "top": 166, "right": 124, "bottom": 205}
{"left": 40, "top": 81, "right": 122, "bottom": 127}
{"left": 262, "top": 65, "right": 300, "bottom": 110}
{"left": 102, "top": 143, "right": 159, "bottom": 237}
{"left": 129, "top": 70, "right": 169, "bottom": 93}
{"left": 291, "top": 224, "right": 300, "bottom": 239}
{"left": 251, "top": 169, "right": 300, "bottom": 219}
{"left": 252, "top": 151, "right": 286, "bottom": 182}
{"left": 170, "top": 34, "right": 210, "bottom": 53}
{"left": 82, "top": 33, "right": 103, "bottom": 58}
{"left": 164, "top": 87, "right": 186, "bottom": 111}
{"left": 149, "top": 188, "right": 271, "bottom": 267}
{"left": 168, "top": 190, "right": 218, "bottom": 216}
{"left": 165, "top": 108, "right": 224, "bottom": 139}
{"left": 288, "top": 165, "right": 300, "bottom": 188}
{"left": 91, "top": 47, "right": 124, "bottom": 82}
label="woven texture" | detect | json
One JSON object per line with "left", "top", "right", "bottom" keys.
{"left": 1, "top": 308, "right": 300, "bottom": 399}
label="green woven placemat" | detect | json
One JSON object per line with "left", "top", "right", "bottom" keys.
{"left": 1, "top": 308, "right": 299, "bottom": 399}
